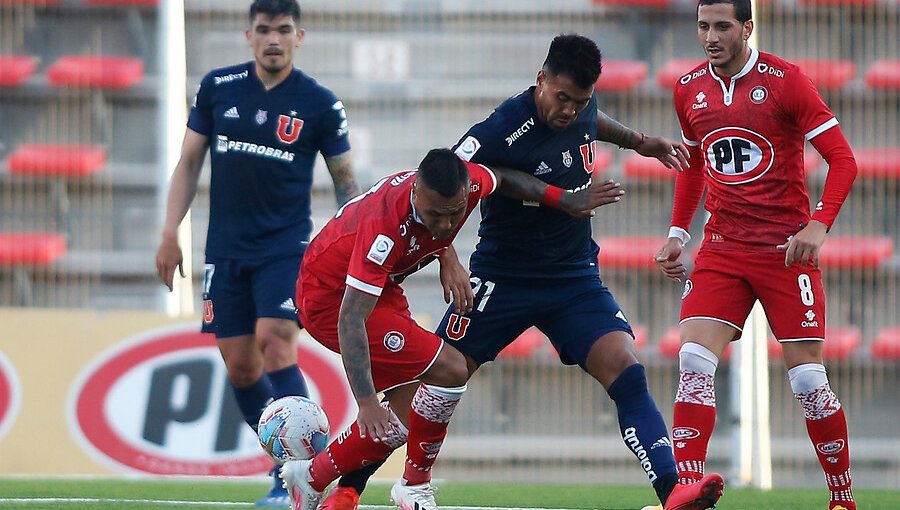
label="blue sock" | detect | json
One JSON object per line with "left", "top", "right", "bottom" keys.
{"left": 232, "top": 375, "right": 274, "bottom": 431}
{"left": 607, "top": 363, "right": 678, "bottom": 502}
{"left": 267, "top": 364, "right": 309, "bottom": 399}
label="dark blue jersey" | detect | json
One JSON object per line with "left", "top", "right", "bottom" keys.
{"left": 454, "top": 87, "right": 604, "bottom": 280}
{"left": 188, "top": 62, "right": 350, "bottom": 259}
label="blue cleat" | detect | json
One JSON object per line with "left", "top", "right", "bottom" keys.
{"left": 256, "top": 465, "right": 290, "bottom": 508}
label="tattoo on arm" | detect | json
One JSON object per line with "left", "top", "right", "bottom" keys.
{"left": 493, "top": 165, "right": 547, "bottom": 201}
{"left": 337, "top": 287, "right": 379, "bottom": 400}
{"left": 325, "top": 151, "right": 362, "bottom": 206}
{"left": 596, "top": 108, "right": 642, "bottom": 149}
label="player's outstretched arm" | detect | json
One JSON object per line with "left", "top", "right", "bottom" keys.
{"left": 595, "top": 109, "right": 689, "bottom": 171}
{"left": 439, "top": 244, "right": 474, "bottom": 314}
{"left": 491, "top": 165, "right": 623, "bottom": 217}
{"left": 337, "top": 286, "right": 397, "bottom": 442}
{"left": 155, "top": 128, "right": 208, "bottom": 291}
{"left": 655, "top": 237, "right": 687, "bottom": 283}
{"left": 324, "top": 149, "right": 362, "bottom": 206}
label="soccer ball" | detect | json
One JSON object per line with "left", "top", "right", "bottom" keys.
{"left": 257, "top": 396, "right": 330, "bottom": 464}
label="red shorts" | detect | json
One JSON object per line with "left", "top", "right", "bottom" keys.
{"left": 681, "top": 248, "right": 826, "bottom": 342}
{"left": 297, "top": 275, "right": 442, "bottom": 392}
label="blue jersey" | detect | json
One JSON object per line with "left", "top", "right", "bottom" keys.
{"left": 453, "top": 87, "right": 604, "bottom": 280}
{"left": 188, "top": 62, "right": 350, "bottom": 259}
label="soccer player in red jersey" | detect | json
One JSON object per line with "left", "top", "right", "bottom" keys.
{"left": 654, "top": 2, "right": 858, "bottom": 509}
{"left": 281, "top": 148, "right": 623, "bottom": 510}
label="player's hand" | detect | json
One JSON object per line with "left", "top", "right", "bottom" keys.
{"left": 559, "top": 179, "right": 624, "bottom": 217}
{"left": 777, "top": 220, "right": 827, "bottom": 267}
{"left": 439, "top": 255, "right": 474, "bottom": 313}
{"left": 155, "top": 236, "right": 185, "bottom": 291}
{"left": 356, "top": 396, "right": 397, "bottom": 443}
{"left": 635, "top": 135, "right": 690, "bottom": 172}
{"left": 654, "top": 238, "right": 687, "bottom": 282}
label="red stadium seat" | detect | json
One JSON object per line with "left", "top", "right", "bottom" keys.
{"left": 498, "top": 327, "right": 546, "bottom": 359}
{"left": 659, "top": 326, "right": 732, "bottom": 361}
{"left": 632, "top": 324, "right": 648, "bottom": 351}
{"left": 594, "top": 60, "right": 648, "bottom": 93}
{"left": 768, "top": 327, "right": 860, "bottom": 360}
{"left": 0, "top": 55, "right": 38, "bottom": 87}
{"left": 797, "top": 0, "right": 876, "bottom": 5}
{"left": 0, "top": 0, "right": 60, "bottom": 4}
{"left": 819, "top": 236, "right": 894, "bottom": 269}
{"left": 871, "top": 327, "right": 900, "bottom": 360}
{"left": 854, "top": 148, "right": 900, "bottom": 179}
{"left": 597, "top": 236, "right": 667, "bottom": 270}
{"left": 657, "top": 59, "right": 706, "bottom": 89}
{"left": 0, "top": 232, "right": 66, "bottom": 266}
{"left": 864, "top": 60, "right": 900, "bottom": 90}
{"left": 84, "top": 0, "right": 158, "bottom": 4}
{"left": 47, "top": 56, "right": 143, "bottom": 90}
{"left": 622, "top": 153, "right": 678, "bottom": 180}
{"left": 7, "top": 144, "right": 106, "bottom": 177}
{"left": 795, "top": 59, "right": 856, "bottom": 90}
{"left": 592, "top": 0, "right": 670, "bottom": 5}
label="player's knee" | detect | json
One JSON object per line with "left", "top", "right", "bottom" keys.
{"left": 225, "top": 362, "right": 262, "bottom": 387}
{"left": 426, "top": 347, "right": 469, "bottom": 387}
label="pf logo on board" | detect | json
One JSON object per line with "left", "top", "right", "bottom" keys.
{"left": 68, "top": 324, "right": 353, "bottom": 475}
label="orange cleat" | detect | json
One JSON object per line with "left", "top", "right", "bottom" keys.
{"left": 320, "top": 486, "right": 361, "bottom": 510}
{"left": 664, "top": 473, "right": 724, "bottom": 510}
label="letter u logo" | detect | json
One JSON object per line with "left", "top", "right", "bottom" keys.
{"left": 579, "top": 140, "right": 601, "bottom": 174}
{"left": 444, "top": 314, "right": 471, "bottom": 341}
{"left": 276, "top": 115, "right": 304, "bottom": 144}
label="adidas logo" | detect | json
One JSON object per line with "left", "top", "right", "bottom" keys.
{"left": 224, "top": 106, "right": 240, "bottom": 119}
{"left": 615, "top": 310, "right": 628, "bottom": 322}
{"left": 279, "top": 298, "right": 296, "bottom": 312}
{"left": 651, "top": 436, "right": 672, "bottom": 450}
{"left": 534, "top": 161, "right": 552, "bottom": 175}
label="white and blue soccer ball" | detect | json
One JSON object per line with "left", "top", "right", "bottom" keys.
{"left": 257, "top": 395, "right": 330, "bottom": 464}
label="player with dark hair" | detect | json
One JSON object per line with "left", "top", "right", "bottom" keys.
{"left": 653, "top": 2, "right": 858, "bottom": 510}
{"left": 155, "top": 0, "right": 360, "bottom": 505}
{"left": 323, "top": 34, "right": 724, "bottom": 510}
{"left": 280, "top": 148, "right": 626, "bottom": 510}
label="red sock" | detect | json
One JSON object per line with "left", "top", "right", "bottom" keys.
{"left": 309, "top": 419, "right": 403, "bottom": 492}
{"left": 806, "top": 408, "right": 855, "bottom": 510}
{"left": 672, "top": 401, "right": 716, "bottom": 484}
{"left": 403, "top": 384, "right": 465, "bottom": 485}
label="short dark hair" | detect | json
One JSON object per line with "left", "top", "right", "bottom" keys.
{"left": 249, "top": 0, "right": 301, "bottom": 24}
{"left": 542, "top": 34, "right": 602, "bottom": 90}
{"left": 698, "top": 0, "right": 752, "bottom": 23}
{"left": 417, "top": 149, "right": 469, "bottom": 198}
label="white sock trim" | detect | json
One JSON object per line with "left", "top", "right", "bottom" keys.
{"left": 788, "top": 363, "right": 828, "bottom": 394}
{"left": 679, "top": 342, "right": 719, "bottom": 375}
{"left": 422, "top": 383, "right": 467, "bottom": 400}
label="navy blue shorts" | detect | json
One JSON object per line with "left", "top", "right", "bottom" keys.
{"left": 436, "top": 274, "right": 634, "bottom": 368}
{"left": 201, "top": 252, "right": 303, "bottom": 338}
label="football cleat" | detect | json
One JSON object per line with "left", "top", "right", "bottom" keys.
{"left": 256, "top": 464, "right": 290, "bottom": 507}
{"left": 320, "top": 486, "right": 361, "bottom": 510}
{"left": 390, "top": 480, "right": 437, "bottom": 510}
{"left": 664, "top": 473, "right": 724, "bottom": 510}
{"left": 281, "top": 459, "right": 324, "bottom": 510}
{"left": 639, "top": 506, "right": 662, "bottom": 510}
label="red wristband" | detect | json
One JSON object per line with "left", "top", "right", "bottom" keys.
{"left": 542, "top": 185, "right": 564, "bottom": 207}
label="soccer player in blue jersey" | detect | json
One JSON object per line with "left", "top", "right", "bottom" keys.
{"left": 155, "top": 0, "right": 360, "bottom": 506}
{"left": 322, "top": 35, "right": 723, "bottom": 510}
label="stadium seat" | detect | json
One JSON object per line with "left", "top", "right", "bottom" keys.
{"left": 854, "top": 147, "right": 900, "bottom": 179}
{"left": 498, "top": 327, "right": 546, "bottom": 359}
{"left": 622, "top": 153, "right": 678, "bottom": 180}
{"left": 795, "top": 59, "right": 855, "bottom": 90}
{"left": 591, "top": 0, "right": 670, "bottom": 5}
{"left": 768, "top": 327, "right": 860, "bottom": 360}
{"left": 0, "top": 55, "right": 38, "bottom": 87}
{"left": 594, "top": 60, "right": 648, "bottom": 93}
{"left": 871, "top": 327, "right": 900, "bottom": 360}
{"left": 657, "top": 59, "right": 706, "bottom": 89}
{"left": 597, "top": 236, "right": 667, "bottom": 270}
{"left": 819, "top": 236, "right": 894, "bottom": 268}
{"left": 658, "top": 326, "right": 732, "bottom": 361}
{"left": 797, "top": 0, "right": 876, "bottom": 5}
{"left": 0, "top": 232, "right": 67, "bottom": 305}
{"left": 864, "top": 60, "right": 900, "bottom": 90}
{"left": 47, "top": 56, "right": 143, "bottom": 89}
{"left": 84, "top": 0, "right": 158, "bottom": 4}
{"left": 7, "top": 144, "right": 107, "bottom": 177}
{"left": 632, "top": 324, "right": 648, "bottom": 351}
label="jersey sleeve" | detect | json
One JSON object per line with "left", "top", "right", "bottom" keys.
{"left": 453, "top": 122, "right": 507, "bottom": 165}
{"left": 670, "top": 86, "right": 706, "bottom": 232}
{"left": 464, "top": 161, "right": 498, "bottom": 198}
{"left": 345, "top": 219, "right": 402, "bottom": 297}
{"left": 781, "top": 66, "right": 839, "bottom": 141}
{"left": 186, "top": 74, "right": 214, "bottom": 136}
{"left": 315, "top": 93, "right": 351, "bottom": 157}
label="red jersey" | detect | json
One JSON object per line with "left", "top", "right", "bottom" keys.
{"left": 301, "top": 161, "right": 497, "bottom": 298}
{"left": 673, "top": 49, "right": 840, "bottom": 251}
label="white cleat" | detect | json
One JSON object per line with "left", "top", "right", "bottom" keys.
{"left": 640, "top": 506, "right": 663, "bottom": 510}
{"left": 280, "top": 459, "right": 324, "bottom": 510}
{"left": 390, "top": 479, "right": 438, "bottom": 510}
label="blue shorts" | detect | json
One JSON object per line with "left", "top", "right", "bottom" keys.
{"left": 436, "top": 274, "right": 633, "bottom": 368}
{"left": 201, "top": 252, "right": 303, "bottom": 338}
